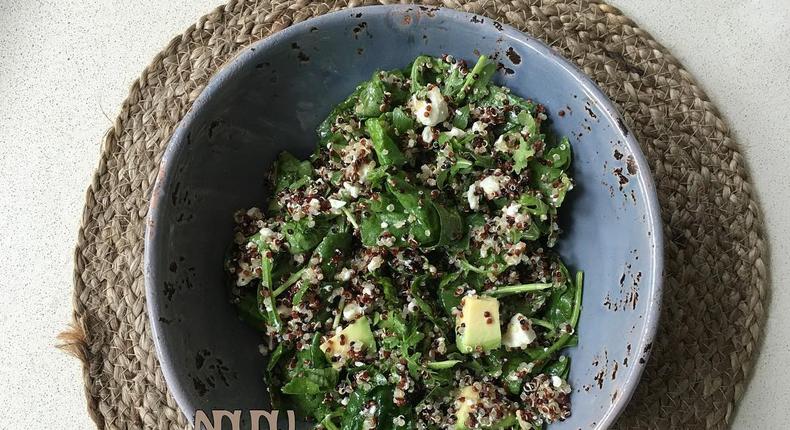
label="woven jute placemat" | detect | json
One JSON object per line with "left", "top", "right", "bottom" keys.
{"left": 59, "top": 0, "right": 769, "bottom": 428}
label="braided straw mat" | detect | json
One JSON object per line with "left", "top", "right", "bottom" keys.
{"left": 59, "top": 0, "right": 769, "bottom": 428}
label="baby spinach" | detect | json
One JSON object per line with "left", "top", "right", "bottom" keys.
{"left": 366, "top": 118, "right": 406, "bottom": 166}
{"left": 226, "top": 55, "right": 582, "bottom": 429}
{"left": 355, "top": 73, "right": 386, "bottom": 118}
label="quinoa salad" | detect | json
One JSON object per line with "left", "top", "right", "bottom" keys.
{"left": 225, "top": 55, "right": 582, "bottom": 430}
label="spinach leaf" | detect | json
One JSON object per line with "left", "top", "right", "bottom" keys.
{"left": 530, "top": 161, "right": 572, "bottom": 207}
{"left": 452, "top": 105, "right": 470, "bottom": 129}
{"left": 457, "top": 55, "right": 496, "bottom": 102}
{"left": 544, "top": 284, "right": 574, "bottom": 328}
{"left": 365, "top": 118, "right": 406, "bottom": 166}
{"left": 409, "top": 55, "right": 448, "bottom": 93}
{"left": 313, "top": 220, "right": 353, "bottom": 278}
{"left": 256, "top": 251, "right": 282, "bottom": 332}
{"left": 317, "top": 88, "right": 358, "bottom": 140}
{"left": 385, "top": 175, "right": 440, "bottom": 246}
{"left": 517, "top": 110, "right": 539, "bottom": 137}
{"left": 359, "top": 193, "right": 410, "bottom": 247}
{"left": 235, "top": 291, "right": 266, "bottom": 330}
{"left": 341, "top": 385, "right": 409, "bottom": 430}
{"left": 518, "top": 193, "right": 549, "bottom": 217}
{"left": 281, "top": 367, "right": 338, "bottom": 395}
{"left": 546, "top": 136, "right": 572, "bottom": 171}
{"left": 438, "top": 272, "right": 463, "bottom": 317}
{"left": 266, "top": 343, "right": 286, "bottom": 372}
{"left": 355, "top": 73, "right": 386, "bottom": 118}
{"left": 430, "top": 202, "right": 464, "bottom": 248}
{"left": 272, "top": 151, "right": 312, "bottom": 193}
{"left": 545, "top": 355, "right": 571, "bottom": 379}
{"left": 283, "top": 216, "right": 331, "bottom": 254}
{"left": 381, "top": 70, "right": 410, "bottom": 105}
{"left": 512, "top": 135, "right": 535, "bottom": 174}
{"left": 379, "top": 276, "right": 398, "bottom": 305}
{"left": 442, "top": 61, "right": 466, "bottom": 97}
{"left": 392, "top": 107, "right": 414, "bottom": 134}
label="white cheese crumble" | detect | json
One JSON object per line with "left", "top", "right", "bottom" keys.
{"left": 342, "top": 302, "right": 364, "bottom": 321}
{"left": 329, "top": 199, "right": 347, "bottom": 210}
{"left": 503, "top": 202, "right": 522, "bottom": 218}
{"left": 410, "top": 86, "right": 449, "bottom": 126}
{"left": 446, "top": 127, "right": 466, "bottom": 138}
{"left": 479, "top": 175, "right": 502, "bottom": 199}
{"left": 342, "top": 181, "right": 360, "bottom": 198}
{"left": 334, "top": 267, "right": 354, "bottom": 282}
{"left": 466, "top": 183, "right": 480, "bottom": 210}
{"left": 421, "top": 126, "right": 434, "bottom": 143}
{"left": 502, "top": 313, "right": 537, "bottom": 348}
{"left": 367, "top": 255, "right": 383, "bottom": 272}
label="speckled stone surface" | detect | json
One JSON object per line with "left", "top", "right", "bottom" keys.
{"left": 0, "top": 1, "right": 786, "bottom": 428}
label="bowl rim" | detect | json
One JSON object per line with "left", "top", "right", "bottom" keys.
{"left": 144, "top": 4, "right": 664, "bottom": 428}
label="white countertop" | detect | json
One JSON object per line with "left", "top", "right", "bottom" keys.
{"left": 0, "top": 1, "right": 787, "bottom": 428}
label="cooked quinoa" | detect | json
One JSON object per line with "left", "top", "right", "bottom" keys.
{"left": 226, "top": 55, "right": 582, "bottom": 429}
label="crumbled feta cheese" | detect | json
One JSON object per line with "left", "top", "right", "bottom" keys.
{"left": 446, "top": 127, "right": 466, "bottom": 138}
{"left": 504, "top": 202, "right": 521, "bottom": 218}
{"left": 343, "top": 181, "right": 360, "bottom": 198}
{"left": 467, "top": 184, "right": 480, "bottom": 210}
{"left": 342, "top": 302, "right": 364, "bottom": 321}
{"left": 410, "top": 86, "right": 449, "bottom": 126}
{"left": 479, "top": 175, "right": 502, "bottom": 198}
{"left": 367, "top": 255, "right": 383, "bottom": 272}
{"left": 502, "top": 313, "right": 537, "bottom": 348}
{"left": 329, "top": 199, "right": 347, "bottom": 210}
{"left": 308, "top": 198, "right": 321, "bottom": 214}
{"left": 259, "top": 227, "right": 275, "bottom": 239}
{"left": 421, "top": 126, "right": 434, "bottom": 143}
{"left": 334, "top": 267, "right": 354, "bottom": 282}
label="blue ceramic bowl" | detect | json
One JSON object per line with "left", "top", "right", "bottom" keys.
{"left": 145, "top": 5, "right": 663, "bottom": 429}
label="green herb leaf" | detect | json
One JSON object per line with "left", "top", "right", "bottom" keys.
{"left": 365, "top": 117, "right": 406, "bottom": 167}
{"left": 426, "top": 360, "right": 461, "bottom": 370}
{"left": 355, "top": 73, "right": 386, "bottom": 118}
{"left": 486, "top": 283, "right": 553, "bottom": 298}
{"left": 281, "top": 367, "right": 339, "bottom": 395}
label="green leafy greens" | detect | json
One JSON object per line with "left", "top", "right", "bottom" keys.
{"left": 225, "top": 55, "right": 581, "bottom": 429}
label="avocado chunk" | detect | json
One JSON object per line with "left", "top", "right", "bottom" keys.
{"left": 320, "top": 316, "right": 376, "bottom": 369}
{"left": 455, "top": 295, "right": 501, "bottom": 353}
{"left": 454, "top": 384, "right": 517, "bottom": 430}
{"left": 454, "top": 385, "right": 479, "bottom": 430}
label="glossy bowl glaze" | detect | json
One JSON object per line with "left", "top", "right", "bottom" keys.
{"left": 145, "top": 5, "right": 663, "bottom": 429}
